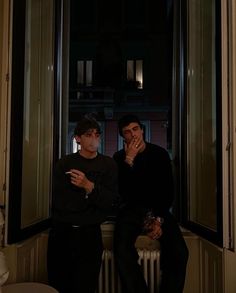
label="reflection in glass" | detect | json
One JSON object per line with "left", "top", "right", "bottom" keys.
{"left": 21, "top": 0, "right": 54, "bottom": 228}
{"left": 187, "top": 0, "right": 217, "bottom": 230}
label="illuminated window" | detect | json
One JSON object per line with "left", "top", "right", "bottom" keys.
{"left": 77, "top": 60, "right": 93, "bottom": 86}
{"left": 127, "top": 59, "right": 143, "bottom": 89}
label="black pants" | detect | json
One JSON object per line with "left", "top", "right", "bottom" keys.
{"left": 113, "top": 211, "right": 189, "bottom": 293}
{"left": 47, "top": 223, "right": 103, "bottom": 293}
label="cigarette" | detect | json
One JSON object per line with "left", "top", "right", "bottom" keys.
{"left": 65, "top": 171, "right": 72, "bottom": 174}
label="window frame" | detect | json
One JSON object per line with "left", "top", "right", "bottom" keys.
{"left": 7, "top": 0, "right": 60, "bottom": 244}
{"left": 179, "top": 0, "right": 223, "bottom": 246}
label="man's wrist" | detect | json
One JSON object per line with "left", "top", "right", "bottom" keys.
{"left": 85, "top": 182, "right": 95, "bottom": 198}
{"left": 125, "top": 155, "right": 134, "bottom": 167}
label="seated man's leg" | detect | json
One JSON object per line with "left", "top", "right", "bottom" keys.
{"left": 47, "top": 225, "right": 103, "bottom": 293}
{"left": 159, "top": 213, "right": 189, "bottom": 293}
{"left": 114, "top": 222, "right": 149, "bottom": 293}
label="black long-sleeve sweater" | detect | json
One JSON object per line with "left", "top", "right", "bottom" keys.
{"left": 52, "top": 152, "right": 119, "bottom": 226}
{"left": 113, "top": 142, "right": 174, "bottom": 218}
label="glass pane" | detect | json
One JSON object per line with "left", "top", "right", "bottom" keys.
{"left": 136, "top": 60, "right": 143, "bottom": 89}
{"left": 187, "top": 0, "right": 217, "bottom": 230}
{"left": 21, "top": 0, "right": 54, "bottom": 228}
{"left": 86, "top": 60, "right": 93, "bottom": 86}
{"left": 127, "top": 60, "right": 134, "bottom": 80}
{"left": 77, "top": 60, "right": 84, "bottom": 85}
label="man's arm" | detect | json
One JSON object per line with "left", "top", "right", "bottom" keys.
{"left": 82, "top": 158, "right": 119, "bottom": 213}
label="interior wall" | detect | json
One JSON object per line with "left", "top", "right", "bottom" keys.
{"left": 2, "top": 226, "right": 224, "bottom": 293}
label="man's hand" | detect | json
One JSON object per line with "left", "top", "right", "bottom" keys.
{"left": 143, "top": 218, "right": 163, "bottom": 240}
{"left": 68, "top": 169, "right": 94, "bottom": 194}
{"left": 125, "top": 137, "right": 145, "bottom": 159}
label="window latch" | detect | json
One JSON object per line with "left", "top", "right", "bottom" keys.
{"left": 226, "top": 142, "right": 231, "bottom": 151}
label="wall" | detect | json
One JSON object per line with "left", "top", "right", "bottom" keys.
{"left": 1, "top": 226, "right": 224, "bottom": 293}
{"left": 2, "top": 232, "right": 48, "bottom": 284}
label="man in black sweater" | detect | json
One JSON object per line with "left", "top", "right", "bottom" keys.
{"left": 47, "top": 115, "right": 118, "bottom": 293}
{"left": 113, "top": 114, "right": 188, "bottom": 293}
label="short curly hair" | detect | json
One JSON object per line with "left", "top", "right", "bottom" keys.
{"left": 118, "top": 114, "right": 142, "bottom": 137}
{"left": 74, "top": 115, "right": 101, "bottom": 136}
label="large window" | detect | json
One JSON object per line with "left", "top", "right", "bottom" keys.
{"left": 68, "top": 0, "right": 173, "bottom": 158}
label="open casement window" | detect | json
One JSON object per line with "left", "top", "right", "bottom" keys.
{"left": 7, "top": 0, "right": 56, "bottom": 243}
{"left": 181, "top": 0, "right": 222, "bottom": 245}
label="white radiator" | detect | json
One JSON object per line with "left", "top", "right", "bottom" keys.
{"left": 97, "top": 249, "right": 161, "bottom": 293}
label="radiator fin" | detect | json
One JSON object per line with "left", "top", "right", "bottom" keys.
{"left": 97, "top": 249, "right": 161, "bottom": 293}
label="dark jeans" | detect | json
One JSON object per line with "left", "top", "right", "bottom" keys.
{"left": 47, "top": 223, "right": 103, "bottom": 293}
{"left": 114, "top": 211, "right": 189, "bottom": 293}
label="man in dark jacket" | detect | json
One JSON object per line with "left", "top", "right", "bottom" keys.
{"left": 47, "top": 115, "right": 118, "bottom": 293}
{"left": 113, "top": 114, "right": 188, "bottom": 293}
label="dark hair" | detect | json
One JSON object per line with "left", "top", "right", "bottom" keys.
{"left": 118, "top": 114, "right": 142, "bottom": 136}
{"left": 74, "top": 115, "right": 101, "bottom": 136}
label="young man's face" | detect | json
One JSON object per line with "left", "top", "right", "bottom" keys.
{"left": 121, "top": 122, "right": 144, "bottom": 144}
{"left": 75, "top": 129, "right": 100, "bottom": 155}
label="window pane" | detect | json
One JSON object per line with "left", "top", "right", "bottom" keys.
{"left": 86, "top": 60, "right": 93, "bottom": 86}
{"left": 77, "top": 60, "right": 84, "bottom": 85}
{"left": 127, "top": 60, "right": 134, "bottom": 80}
{"left": 21, "top": 0, "right": 54, "bottom": 228}
{"left": 187, "top": 0, "right": 217, "bottom": 230}
{"left": 136, "top": 60, "right": 143, "bottom": 89}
